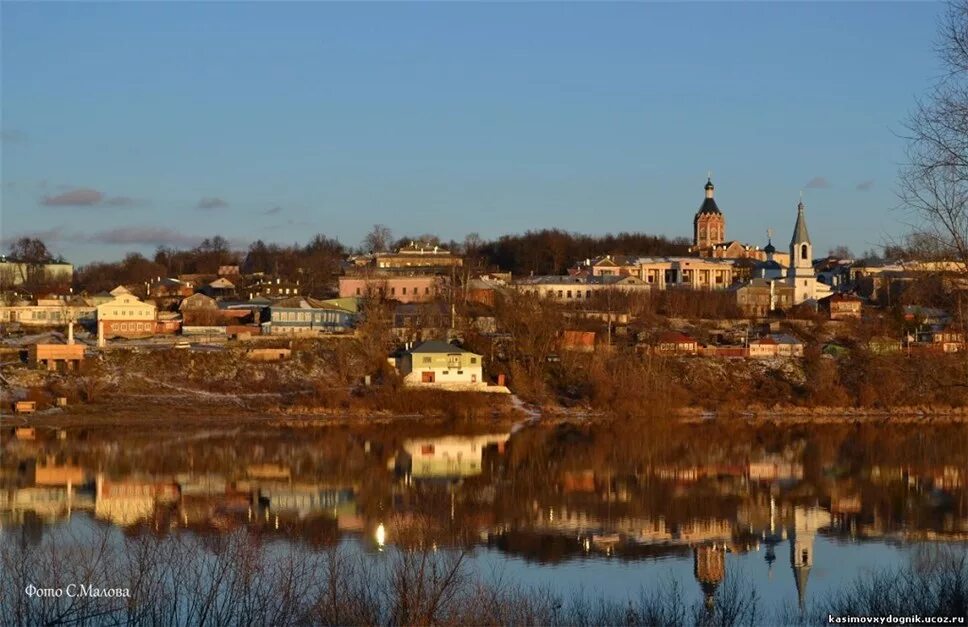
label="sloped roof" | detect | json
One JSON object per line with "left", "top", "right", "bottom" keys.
{"left": 657, "top": 331, "right": 696, "bottom": 344}
{"left": 208, "top": 277, "right": 236, "bottom": 289}
{"left": 791, "top": 201, "right": 811, "bottom": 245}
{"left": 408, "top": 340, "right": 478, "bottom": 355}
{"left": 272, "top": 296, "right": 354, "bottom": 311}
{"left": 696, "top": 197, "right": 722, "bottom": 216}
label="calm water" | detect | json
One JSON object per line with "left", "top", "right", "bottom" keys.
{"left": 1, "top": 420, "right": 965, "bottom": 613}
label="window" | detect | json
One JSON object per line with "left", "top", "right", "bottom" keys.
{"left": 356, "top": 288, "right": 361, "bottom": 295}
{"left": 422, "top": 356, "right": 432, "bottom": 364}
{"left": 557, "top": 290, "right": 563, "bottom": 298}
{"left": 425, "top": 287, "right": 430, "bottom": 294}
{"left": 566, "top": 290, "right": 572, "bottom": 299}
{"left": 801, "top": 244, "right": 808, "bottom": 260}
{"left": 586, "top": 290, "right": 592, "bottom": 298}
{"left": 402, "top": 287, "right": 408, "bottom": 295}
{"left": 391, "top": 287, "right": 396, "bottom": 295}
{"left": 469, "top": 357, "right": 477, "bottom": 364}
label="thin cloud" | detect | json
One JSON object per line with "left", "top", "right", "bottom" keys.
{"left": 39, "top": 187, "right": 143, "bottom": 208}
{"left": 3, "top": 226, "right": 246, "bottom": 253}
{"left": 102, "top": 196, "right": 145, "bottom": 208}
{"left": 0, "top": 129, "right": 27, "bottom": 143}
{"left": 0, "top": 227, "right": 74, "bottom": 248}
{"left": 804, "top": 176, "right": 830, "bottom": 189}
{"left": 42, "top": 188, "right": 105, "bottom": 206}
{"left": 856, "top": 179, "right": 875, "bottom": 191}
{"left": 88, "top": 227, "right": 201, "bottom": 248}
{"left": 196, "top": 197, "right": 229, "bottom": 210}
{"left": 264, "top": 206, "right": 283, "bottom": 215}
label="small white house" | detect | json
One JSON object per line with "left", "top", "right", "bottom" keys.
{"left": 393, "top": 340, "right": 484, "bottom": 388}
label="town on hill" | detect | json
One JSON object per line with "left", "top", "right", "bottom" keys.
{"left": 4, "top": 177, "right": 968, "bottom": 421}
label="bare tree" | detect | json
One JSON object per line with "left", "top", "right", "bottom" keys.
{"left": 362, "top": 224, "right": 394, "bottom": 253}
{"left": 899, "top": 1, "right": 968, "bottom": 271}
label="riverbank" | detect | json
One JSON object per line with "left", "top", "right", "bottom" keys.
{"left": 7, "top": 394, "right": 968, "bottom": 432}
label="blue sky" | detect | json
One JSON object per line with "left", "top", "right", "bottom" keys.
{"left": 0, "top": 2, "right": 945, "bottom": 264}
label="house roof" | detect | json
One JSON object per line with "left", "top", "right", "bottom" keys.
{"left": 821, "top": 292, "right": 861, "bottom": 303}
{"left": 208, "top": 277, "right": 236, "bottom": 289}
{"left": 179, "top": 293, "right": 217, "bottom": 310}
{"left": 657, "top": 331, "right": 696, "bottom": 344}
{"left": 271, "top": 296, "right": 353, "bottom": 311}
{"left": 408, "top": 340, "right": 478, "bottom": 355}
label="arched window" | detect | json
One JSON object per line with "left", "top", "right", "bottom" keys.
{"left": 801, "top": 244, "right": 808, "bottom": 260}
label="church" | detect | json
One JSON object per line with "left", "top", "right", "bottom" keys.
{"left": 784, "top": 198, "right": 831, "bottom": 305}
{"left": 689, "top": 178, "right": 789, "bottom": 265}
{"left": 689, "top": 177, "right": 830, "bottom": 307}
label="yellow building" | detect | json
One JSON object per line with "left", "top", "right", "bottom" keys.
{"left": 96, "top": 288, "right": 157, "bottom": 339}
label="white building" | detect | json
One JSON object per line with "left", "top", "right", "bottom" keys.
{"left": 393, "top": 340, "right": 485, "bottom": 388}
{"left": 786, "top": 200, "right": 832, "bottom": 304}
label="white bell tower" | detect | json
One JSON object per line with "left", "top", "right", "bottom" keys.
{"left": 787, "top": 198, "right": 815, "bottom": 304}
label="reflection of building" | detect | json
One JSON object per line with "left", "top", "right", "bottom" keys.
{"left": 259, "top": 485, "right": 355, "bottom": 519}
{"left": 677, "top": 518, "right": 734, "bottom": 544}
{"left": 761, "top": 497, "right": 785, "bottom": 578}
{"left": 694, "top": 543, "right": 726, "bottom": 611}
{"left": 95, "top": 475, "right": 179, "bottom": 526}
{"left": 747, "top": 457, "right": 804, "bottom": 483}
{"left": 0, "top": 486, "right": 94, "bottom": 524}
{"left": 789, "top": 506, "right": 831, "bottom": 609}
{"left": 398, "top": 433, "right": 509, "bottom": 479}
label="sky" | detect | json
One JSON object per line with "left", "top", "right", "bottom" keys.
{"left": 0, "top": 1, "right": 947, "bottom": 265}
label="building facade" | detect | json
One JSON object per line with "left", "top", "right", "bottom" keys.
{"left": 338, "top": 275, "right": 445, "bottom": 303}
{"left": 261, "top": 297, "right": 356, "bottom": 335}
{"left": 394, "top": 340, "right": 484, "bottom": 387}
{"left": 95, "top": 292, "right": 158, "bottom": 339}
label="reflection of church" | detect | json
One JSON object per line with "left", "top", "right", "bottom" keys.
{"left": 693, "top": 542, "right": 727, "bottom": 611}
{"left": 755, "top": 500, "right": 830, "bottom": 611}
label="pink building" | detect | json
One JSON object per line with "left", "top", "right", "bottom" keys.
{"left": 338, "top": 275, "right": 443, "bottom": 303}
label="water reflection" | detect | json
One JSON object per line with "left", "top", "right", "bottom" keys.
{"left": 1, "top": 422, "right": 965, "bottom": 608}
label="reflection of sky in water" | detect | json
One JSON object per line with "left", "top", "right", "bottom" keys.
{"left": 464, "top": 536, "right": 919, "bottom": 611}
{"left": 2, "top": 423, "right": 965, "bottom": 614}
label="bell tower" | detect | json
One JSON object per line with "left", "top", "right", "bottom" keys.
{"left": 692, "top": 176, "right": 725, "bottom": 253}
{"left": 787, "top": 197, "right": 815, "bottom": 304}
